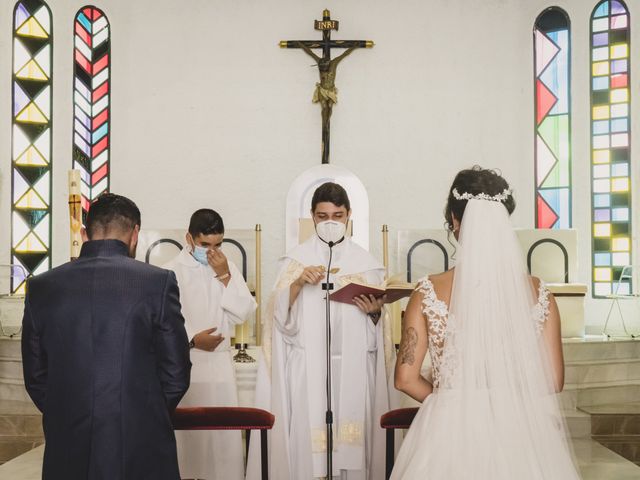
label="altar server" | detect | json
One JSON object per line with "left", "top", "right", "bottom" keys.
{"left": 166, "top": 209, "right": 256, "bottom": 480}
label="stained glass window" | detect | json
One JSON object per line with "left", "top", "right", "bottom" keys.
{"left": 11, "top": 0, "right": 53, "bottom": 294}
{"left": 534, "top": 8, "right": 571, "bottom": 229}
{"left": 590, "top": 0, "right": 631, "bottom": 297}
{"left": 73, "top": 6, "right": 110, "bottom": 219}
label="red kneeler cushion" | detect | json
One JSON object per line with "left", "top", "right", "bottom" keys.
{"left": 172, "top": 407, "right": 275, "bottom": 431}
{"left": 380, "top": 407, "right": 419, "bottom": 430}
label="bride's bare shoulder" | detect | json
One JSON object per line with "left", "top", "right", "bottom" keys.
{"left": 428, "top": 268, "right": 455, "bottom": 284}
{"left": 529, "top": 275, "right": 542, "bottom": 289}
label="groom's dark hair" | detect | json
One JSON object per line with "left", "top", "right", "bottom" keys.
{"left": 311, "top": 182, "right": 351, "bottom": 212}
{"left": 445, "top": 166, "right": 515, "bottom": 232}
{"left": 86, "top": 193, "right": 141, "bottom": 239}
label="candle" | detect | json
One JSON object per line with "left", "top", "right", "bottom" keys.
{"left": 68, "top": 170, "right": 83, "bottom": 260}
{"left": 235, "top": 322, "right": 244, "bottom": 346}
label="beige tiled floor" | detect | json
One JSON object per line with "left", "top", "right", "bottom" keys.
{"left": 1, "top": 439, "right": 638, "bottom": 479}
{"left": 575, "top": 438, "right": 640, "bottom": 479}
{"left": 0, "top": 444, "right": 42, "bottom": 478}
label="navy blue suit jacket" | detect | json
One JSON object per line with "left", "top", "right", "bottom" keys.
{"left": 22, "top": 239, "right": 191, "bottom": 480}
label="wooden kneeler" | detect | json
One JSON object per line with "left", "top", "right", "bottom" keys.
{"left": 172, "top": 407, "right": 274, "bottom": 480}
{"left": 380, "top": 407, "right": 419, "bottom": 479}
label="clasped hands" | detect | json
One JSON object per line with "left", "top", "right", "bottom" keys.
{"left": 295, "top": 265, "right": 385, "bottom": 315}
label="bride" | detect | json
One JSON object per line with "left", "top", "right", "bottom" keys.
{"left": 391, "top": 167, "right": 580, "bottom": 479}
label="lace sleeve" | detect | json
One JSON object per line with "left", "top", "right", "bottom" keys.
{"left": 415, "top": 276, "right": 450, "bottom": 389}
{"left": 416, "top": 277, "right": 449, "bottom": 319}
{"left": 533, "top": 281, "right": 551, "bottom": 335}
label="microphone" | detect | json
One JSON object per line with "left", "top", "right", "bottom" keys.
{"left": 321, "top": 242, "right": 335, "bottom": 291}
{"left": 323, "top": 240, "right": 335, "bottom": 477}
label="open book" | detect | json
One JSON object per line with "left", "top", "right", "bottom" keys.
{"left": 329, "top": 275, "right": 415, "bottom": 305}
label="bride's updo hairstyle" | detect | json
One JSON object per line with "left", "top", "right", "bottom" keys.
{"left": 445, "top": 166, "right": 516, "bottom": 232}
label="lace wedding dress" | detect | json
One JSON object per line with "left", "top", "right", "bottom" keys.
{"left": 390, "top": 199, "right": 580, "bottom": 480}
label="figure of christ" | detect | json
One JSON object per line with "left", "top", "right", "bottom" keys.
{"left": 296, "top": 42, "right": 359, "bottom": 134}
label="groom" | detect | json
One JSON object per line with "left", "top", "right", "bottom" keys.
{"left": 22, "top": 193, "right": 191, "bottom": 480}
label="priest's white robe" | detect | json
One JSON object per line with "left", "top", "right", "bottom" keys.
{"left": 166, "top": 248, "right": 256, "bottom": 480}
{"left": 248, "top": 235, "right": 391, "bottom": 480}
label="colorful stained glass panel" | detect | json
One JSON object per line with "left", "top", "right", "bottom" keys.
{"left": 590, "top": 1, "right": 632, "bottom": 298}
{"left": 534, "top": 8, "right": 571, "bottom": 230}
{"left": 73, "top": 6, "right": 111, "bottom": 221}
{"left": 11, "top": 0, "right": 52, "bottom": 293}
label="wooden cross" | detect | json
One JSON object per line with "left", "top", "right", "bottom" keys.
{"left": 280, "top": 9, "right": 374, "bottom": 164}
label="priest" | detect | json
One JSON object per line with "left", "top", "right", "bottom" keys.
{"left": 165, "top": 209, "right": 257, "bottom": 480}
{"left": 249, "top": 182, "right": 393, "bottom": 480}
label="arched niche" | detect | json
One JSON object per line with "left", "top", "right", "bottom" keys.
{"left": 285, "top": 164, "right": 370, "bottom": 251}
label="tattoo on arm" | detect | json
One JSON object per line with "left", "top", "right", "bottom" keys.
{"left": 399, "top": 326, "right": 418, "bottom": 365}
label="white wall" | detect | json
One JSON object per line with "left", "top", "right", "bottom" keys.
{"left": 0, "top": 0, "right": 638, "bottom": 332}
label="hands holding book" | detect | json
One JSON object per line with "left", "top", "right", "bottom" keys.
{"left": 329, "top": 277, "right": 414, "bottom": 306}
{"left": 353, "top": 294, "right": 386, "bottom": 324}
{"left": 290, "top": 265, "right": 414, "bottom": 313}
{"left": 353, "top": 294, "right": 385, "bottom": 314}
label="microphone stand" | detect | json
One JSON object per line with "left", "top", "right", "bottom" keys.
{"left": 321, "top": 241, "right": 335, "bottom": 479}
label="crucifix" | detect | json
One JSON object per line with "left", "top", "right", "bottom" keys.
{"left": 280, "top": 9, "right": 374, "bottom": 164}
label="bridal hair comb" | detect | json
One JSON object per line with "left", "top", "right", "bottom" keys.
{"left": 452, "top": 187, "right": 512, "bottom": 203}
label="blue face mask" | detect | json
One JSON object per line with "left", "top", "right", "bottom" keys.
{"left": 192, "top": 245, "right": 209, "bottom": 266}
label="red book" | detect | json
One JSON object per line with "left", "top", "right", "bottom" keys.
{"left": 329, "top": 280, "right": 414, "bottom": 305}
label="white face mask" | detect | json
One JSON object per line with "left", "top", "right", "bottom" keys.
{"left": 315, "top": 220, "right": 346, "bottom": 245}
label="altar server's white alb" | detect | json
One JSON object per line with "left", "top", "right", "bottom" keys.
{"left": 166, "top": 242, "right": 256, "bottom": 480}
